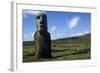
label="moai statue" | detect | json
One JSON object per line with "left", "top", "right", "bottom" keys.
{"left": 34, "top": 13, "right": 52, "bottom": 58}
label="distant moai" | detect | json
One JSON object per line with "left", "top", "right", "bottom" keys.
{"left": 34, "top": 13, "right": 52, "bottom": 58}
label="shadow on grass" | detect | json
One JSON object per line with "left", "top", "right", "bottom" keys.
{"left": 23, "top": 48, "right": 90, "bottom": 62}
{"left": 52, "top": 48, "right": 90, "bottom": 58}
{"left": 51, "top": 49, "right": 75, "bottom": 52}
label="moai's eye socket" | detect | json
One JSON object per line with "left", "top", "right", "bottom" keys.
{"left": 36, "top": 16, "right": 40, "bottom": 19}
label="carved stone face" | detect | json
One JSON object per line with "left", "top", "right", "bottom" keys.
{"left": 36, "top": 13, "right": 47, "bottom": 32}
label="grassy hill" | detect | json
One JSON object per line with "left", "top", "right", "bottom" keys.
{"left": 23, "top": 33, "right": 90, "bottom": 45}
{"left": 51, "top": 33, "right": 90, "bottom": 44}
{"left": 23, "top": 33, "right": 91, "bottom": 62}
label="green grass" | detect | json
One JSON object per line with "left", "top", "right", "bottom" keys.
{"left": 23, "top": 34, "right": 91, "bottom": 62}
{"left": 23, "top": 43, "right": 90, "bottom": 62}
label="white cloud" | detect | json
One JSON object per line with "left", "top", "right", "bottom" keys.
{"left": 50, "top": 26, "right": 57, "bottom": 33}
{"left": 51, "top": 35, "right": 56, "bottom": 40}
{"left": 68, "top": 16, "right": 80, "bottom": 28}
{"left": 84, "top": 30, "right": 90, "bottom": 34}
{"left": 23, "top": 32, "right": 35, "bottom": 39}
{"left": 57, "top": 33, "right": 63, "bottom": 38}
{"left": 31, "top": 31, "right": 35, "bottom": 37}
{"left": 23, "top": 34, "right": 30, "bottom": 41}
{"left": 51, "top": 33, "right": 65, "bottom": 40}
{"left": 70, "top": 32, "right": 83, "bottom": 37}
{"left": 75, "top": 32, "right": 83, "bottom": 36}
{"left": 23, "top": 32, "right": 36, "bottom": 41}
{"left": 24, "top": 34, "right": 28, "bottom": 38}
{"left": 72, "top": 30, "right": 90, "bottom": 37}
{"left": 23, "top": 10, "right": 45, "bottom": 18}
{"left": 26, "top": 11, "right": 45, "bottom": 15}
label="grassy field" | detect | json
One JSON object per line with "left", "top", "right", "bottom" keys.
{"left": 23, "top": 33, "right": 91, "bottom": 62}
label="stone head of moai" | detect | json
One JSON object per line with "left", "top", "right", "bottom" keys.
{"left": 36, "top": 13, "right": 48, "bottom": 32}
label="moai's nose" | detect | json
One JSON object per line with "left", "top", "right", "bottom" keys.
{"left": 40, "top": 20, "right": 44, "bottom": 24}
{"left": 40, "top": 17, "right": 44, "bottom": 24}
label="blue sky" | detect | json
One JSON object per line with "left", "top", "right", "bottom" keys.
{"left": 22, "top": 10, "right": 91, "bottom": 41}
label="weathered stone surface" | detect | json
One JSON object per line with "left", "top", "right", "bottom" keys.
{"left": 34, "top": 13, "right": 52, "bottom": 58}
